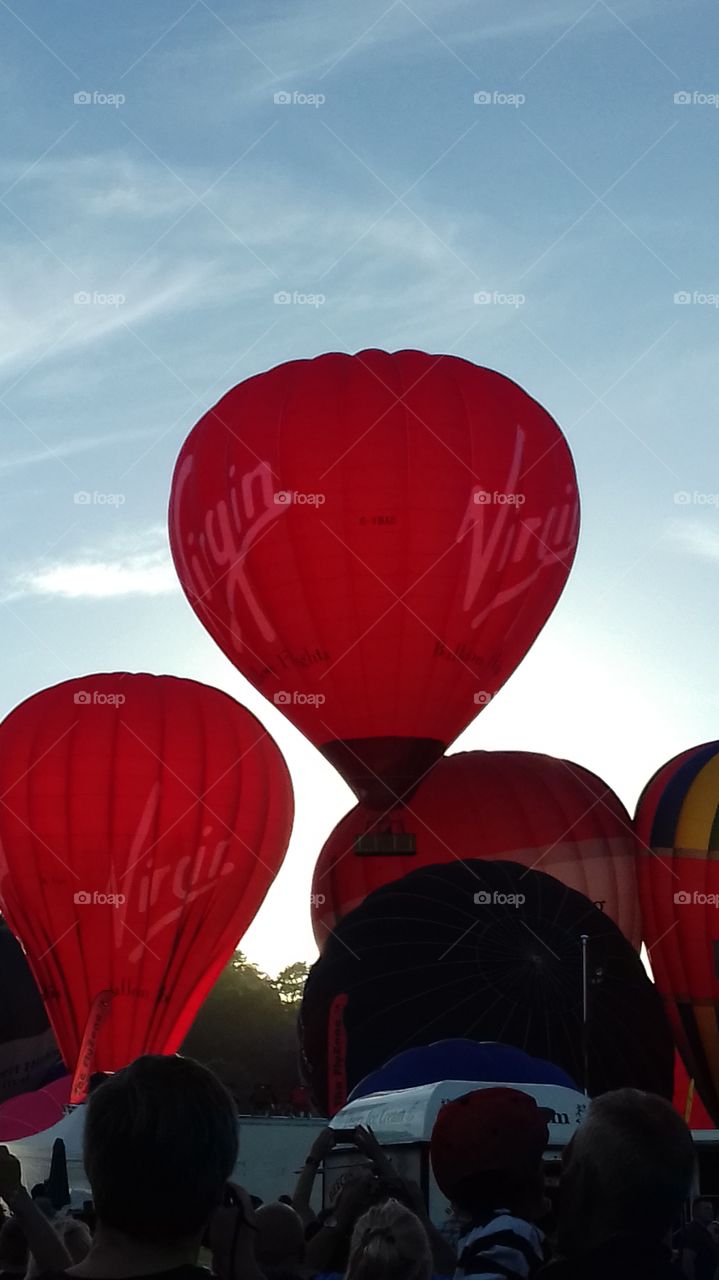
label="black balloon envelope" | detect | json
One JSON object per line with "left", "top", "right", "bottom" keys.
{"left": 0, "top": 919, "right": 62, "bottom": 1102}
{"left": 299, "top": 860, "right": 673, "bottom": 1114}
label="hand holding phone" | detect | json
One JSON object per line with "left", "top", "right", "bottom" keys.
{"left": 209, "top": 1181, "right": 259, "bottom": 1280}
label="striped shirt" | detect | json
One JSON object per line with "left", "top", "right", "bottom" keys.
{"left": 455, "top": 1209, "right": 547, "bottom": 1280}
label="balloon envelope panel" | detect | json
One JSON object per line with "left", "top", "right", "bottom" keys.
{"left": 0, "top": 922, "right": 61, "bottom": 1104}
{"left": 170, "top": 350, "right": 579, "bottom": 805}
{"left": 312, "top": 749, "right": 640, "bottom": 948}
{"left": 300, "top": 860, "right": 673, "bottom": 1114}
{"left": 0, "top": 674, "right": 293, "bottom": 1074}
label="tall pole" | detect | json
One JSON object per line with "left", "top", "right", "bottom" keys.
{"left": 580, "top": 934, "right": 589, "bottom": 1096}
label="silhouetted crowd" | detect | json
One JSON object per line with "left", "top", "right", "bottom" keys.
{"left": 0, "top": 1056, "right": 715, "bottom": 1280}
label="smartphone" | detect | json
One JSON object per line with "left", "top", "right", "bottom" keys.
{"left": 332, "top": 1127, "right": 358, "bottom": 1144}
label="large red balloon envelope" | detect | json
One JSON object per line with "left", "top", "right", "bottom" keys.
{"left": 169, "top": 350, "right": 579, "bottom": 807}
{"left": 312, "top": 750, "right": 641, "bottom": 949}
{"left": 635, "top": 741, "right": 719, "bottom": 1123}
{"left": 0, "top": 674, "right": 293, "bottom": 1085}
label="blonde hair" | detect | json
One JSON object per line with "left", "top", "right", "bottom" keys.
{"left": 347, "top": 1199, "right": 432, "bottom": 1280}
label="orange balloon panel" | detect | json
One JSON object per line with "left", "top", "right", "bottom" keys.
{"left": 312, "top": 749, "right": 641, "bottom": 949}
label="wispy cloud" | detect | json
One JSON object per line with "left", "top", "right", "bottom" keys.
{"left": 0, "top": 428, "right": 158, "bottom": 473}
{"left": 0, "top": 256, "right": 210, "bottom": 376}
{"left": 7, "top": 529, "right": 178, "bottom": 601}
{"left": 668, "top": 518, "right": 719, "bottom": 563}
{"left": 158, "top": 0, "right": 657, "bottom": 90}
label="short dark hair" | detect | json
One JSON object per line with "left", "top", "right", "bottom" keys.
{"left": 559, "top": 1089, "right": 695, "bottom": 1253}
{"left": 84, "top": 1055, "right": 238, "bottom": 1240}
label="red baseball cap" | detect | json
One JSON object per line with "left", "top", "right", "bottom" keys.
{"left": 430, "top": 1087, "right": 551, "bottom": 1201}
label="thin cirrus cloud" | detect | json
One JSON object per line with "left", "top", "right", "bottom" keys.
{"left": 176, "top": 0, "right": 656, "bottom": 88}
{"left": 668, "top": 518, "right": 719, "bottom": 562}
{"left": 9, "top": 531, "right": 179, "bottom": 601}
{"left": 0, "top": 428, "right": 159, "bottom": 473}
{"left": 0, "top": 261, "right": 210, "bottom": 375}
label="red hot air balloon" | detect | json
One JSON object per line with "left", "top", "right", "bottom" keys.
{"left": 311, "top": 750, "right": 641, "bottom": 949}
{"left": 170, "top": 350, "right": 579, "bottom": 808}
{"left": 0, "top": 674, "right": 293, "bottom": 1089}
{"left": 635, "top": 741, "right": 719, "bottom": 1123}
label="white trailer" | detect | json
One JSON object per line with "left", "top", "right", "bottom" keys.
{"left": 325, "top": 1080, "right": 589, "bottom": 1227}
{"left": 5, "top": 1107, "right": 327, "bottom": 1209}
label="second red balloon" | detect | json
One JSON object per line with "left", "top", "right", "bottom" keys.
{"left": 169, "top": 350, "right": 580, "bottom": 808}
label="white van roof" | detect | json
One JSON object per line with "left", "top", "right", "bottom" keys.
{"left": 330, "top": 1080, "right": 589, "bottom": 1146}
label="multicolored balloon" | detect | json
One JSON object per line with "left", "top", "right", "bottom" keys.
{"left": 312, "top": 750, "right": 641, "bottom": 948}
{"left": 636, "top": 741, "right": 719, "bottom": 1122}
{"left": 170, "top": 350, "right": 579, "bottom": 807}
{"left": 0, "top": 674, "right": 293, "bottom": 1085}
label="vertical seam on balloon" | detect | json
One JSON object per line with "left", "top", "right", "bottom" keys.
{"left": 149, "top": 675, "right": 191, "bottom": 1054}
{"left": 274, "top": 357, "right": 330, "bottom": 740}
{"left": 350, "top": 353, "right": 373, "bottom": 744}
{"left": 105, "top": 676, "right": 120, "bottom": 1067}
{"left": 41, "top": 694, "right": 80, "bottom": 1064}
{"left": 135, "top": 676, "right": 166, "bottom": 1062}
{"left": 445, "top": 356, "right": 480, "bottom": 743}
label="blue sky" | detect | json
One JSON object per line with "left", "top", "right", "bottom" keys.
{"left": 2, "top": 0, "right": 718, "bottom": 973}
